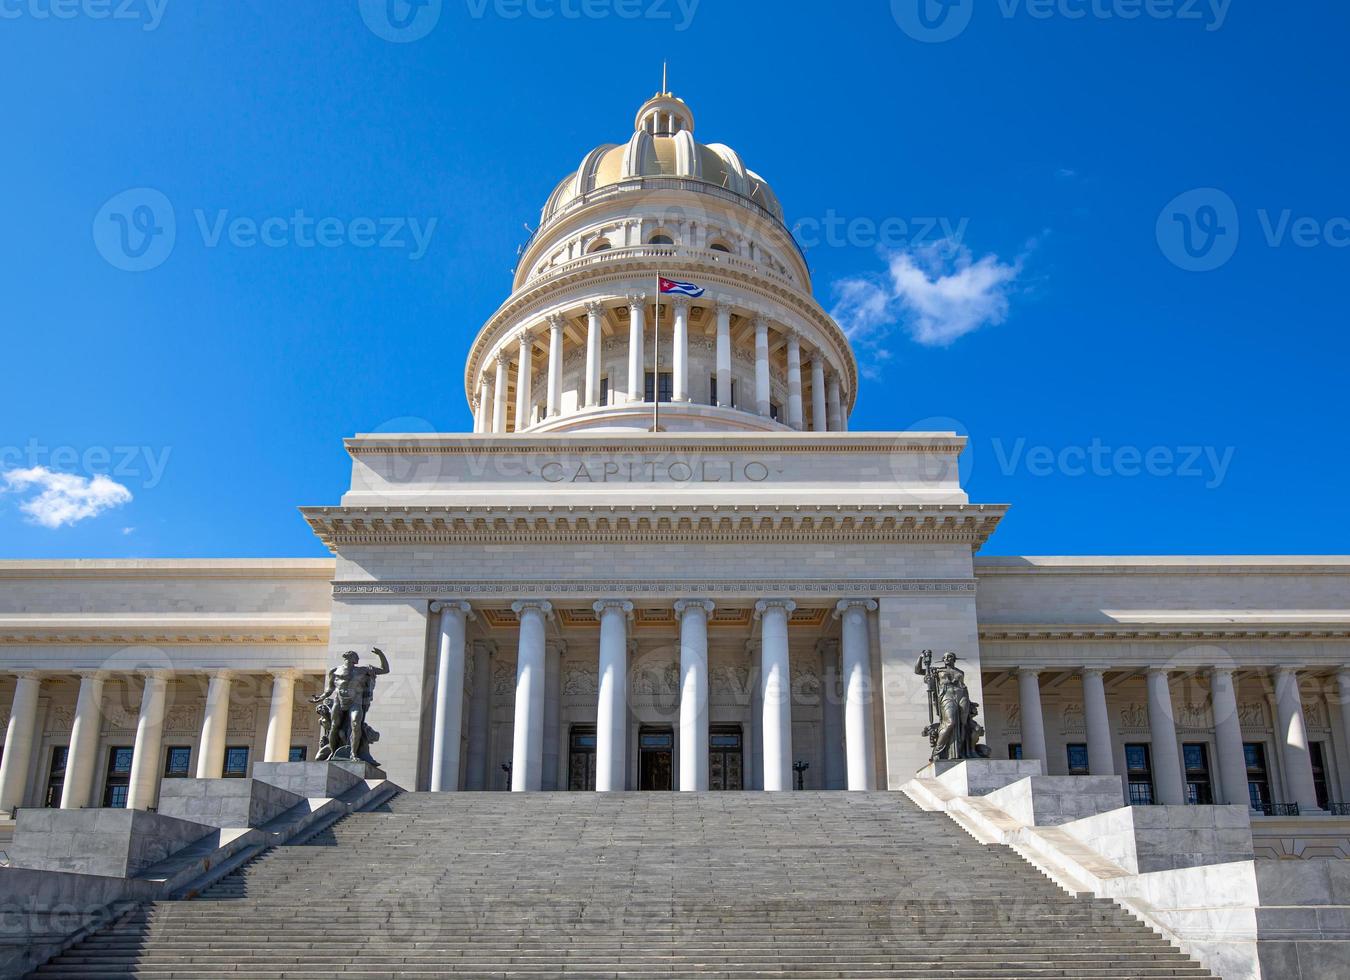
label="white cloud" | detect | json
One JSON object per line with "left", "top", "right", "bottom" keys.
{"left": 1, "top": 467, "right": 133, "bottom": 529}
{"left": 830, "top": 239, "right": 1024, "bottom": 357}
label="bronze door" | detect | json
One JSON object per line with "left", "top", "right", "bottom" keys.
{"left": 568, "top": 726, "right": 597, "bottom": 791}
{"left": 709, "top": 726, "right": 744, "bottom": 791}
{"left": 638, "top": 727, "right": 673, "bottom": 791}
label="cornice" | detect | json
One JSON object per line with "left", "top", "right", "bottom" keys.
{"left": 980, "top": 623, "right": 1350, "bottom": 642}
{"left": 300, "top": 504, "right": 1007, "bottom": 550}
{"left": 0, "top": 559, "right": 335, "bottom": 580}
{"left": 331, "top": 578, "right": 978, "bottom": 599}
{"left": 0, "top": 629, "right": 329, "bottom": 646}
{"left": 342, "top": 433, "right": 968, "bottom": 456}
{"left": 0, "top": 615, "right": 329, "bottom": 646}
{"left": 976, "top": 557, "right": 1350, "bottom": 576}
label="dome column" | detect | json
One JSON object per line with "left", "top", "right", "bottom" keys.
{"left": 827, "top": 373, "right": 843, "bottom": 432}
{"left": 715, "top": 301, "right": 732, "bottom": 407}
{"left": 671, "top": 297, "right": 690, "bottom": 402}
{"left": 627, "top": 295, "right": 646, "bottom": 403}
{"left": 810, "top": 352, "right": 828, "bottom": 431}
{"left": 546, "top": 314, "right": 564, "bottom": 418}
{"left": 754, "top": 317, "right": 771, "bottom": 418}
{"left": 514, "top": 331, "right": 535, "bottom": 431}
{"left": 786, "top": 331, "right": 804, "bottom": 430}
{"left": 584, "top": 302, "right": 604, "bottom": 408}
{"left": 492, "top": 355, "right": 509, "bottom": 434}
{"left": 477, "top": 376, "right": 492, "bottom": 434}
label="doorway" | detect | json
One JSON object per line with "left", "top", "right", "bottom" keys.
{"left": 568, "top": 725, "right": 597, "bottom": 791}
{"left": 639, "top": 726, "right": 673, "bottom": 791}
{"left": 709, "top": 725, "right": 744, "bottom": 791}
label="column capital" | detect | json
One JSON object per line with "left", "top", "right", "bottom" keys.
{"left": 1146, "top": 665, "right": 1174, "bottom": 678}
{"left": 266, "top": 668, "right": 300, "bottom": 682}
{"left": 626, "top": 293, "right": 648, "bottom": 310}
{"left": 511, "top": 599, "right": 554, "bottom": 620}
{"left": 494, "top": 351, "right": 512, "bottom": 369}
{"left": 783, "top": 327, "right": 801, "bottom": 345}
{"left": 714, "top": 298, "right": 733, "bottom": 316}
{"left": 11, "top": 669, "right": 45, "bottom": 682}
{"left": 593, "top": 598, "right": 634, "bottom": 620}
{"left": 1210, "top": 665, "right": 1238, "bottom": 679}
{"left": 815, "top": 637, "right": 840, "bottom": 656}
{"left": 431, "top": 600, "right": 475, "bottom": 621}
{"left": 833, "top": 598, "right": 877, "bottom": 619}
{"left": 753, "top": 313, "right": 770, "bottom": 330}
{"left": 584, "top": 300, "right": 606, "bottom": 317}
{"left": 1081, "top": 666, "right": 1111, "bottom": 678}
{"left": 753, "top": 598, "right": 797, "bottom": 619}
{"left": 1337, "top": 666, "right": 1350, "bottom": 683}
{"left": 1273, "top": 665, "right": 1305, "bottom": 677}
{"left": 673, "top": 598, "right": 715, "bottom": 617}
{"left": 139, "top": 668, "right": 174, "bottom": 682}
{"left": 517, "top": 328, "right": 536, "bottom": 346}
{"left": 743, "top": 638, "right": 760, "bottom": 655}
{"left": 546, "top": 312, "right": 566, "bottom": 329}
{"left": 75, "top": 669, "right": 109, "bottom": 682}
{"left": 1017, "top": 666, "right": 1044, "bottom": 679}
{"left": 545, "top": 638, "right": 568, "bottom": 657}
{"left": 670, "top": 295, "right": 690, "bottom": 311}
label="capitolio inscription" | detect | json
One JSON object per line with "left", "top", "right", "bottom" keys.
{"left": 536, "top": 458, "right": 775, "bottom": 484}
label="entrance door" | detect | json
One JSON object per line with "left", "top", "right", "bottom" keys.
{"left": 709, "top": 725, "right": 744, "bottom": 790}
{"left": 639, "top": 727, "right": 673, "bottom": 791}
{"left": 568, "top": 725, "right": 597, "bottom": 791}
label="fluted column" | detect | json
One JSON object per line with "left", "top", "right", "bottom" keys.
{"left": 627, "top": 295, "right": 646, "bottom": 402}
{"left": 1211, "top": 667, "right": 1249, "bottom": 806}
{"left": 492, "top": 355, "right": 509, "bottom": 434}
{"left": 263, "top": 669, "right": 298, "bottom": 763}
{"left": 473, "top": 382, "right": 486, "bottom": 433}
{"left": 676, "top": 599, "right": 714, "bottom": 792}
{"left": 755, "top": 599, "right": 796, "bottom": 791}
{"left": 715, "top": 301, "right": 732, "bottom": 407}
{"left": 1274, "top": 667, "right": 1321, "bottom": 810}
{"left": 584, "top": 302, "right": 604, "bottom": 407}
{"left": 61, "top": 671, "right": 106, "bottom": 809}
{"left": 671, "top": 297, "right": 690, "bottom": 401}
{"left": 810, "top": 353, "right": 828, "bottom": 432}
{"left": 0, "top": 672, "right": 43, "bottom": 814}
{"left": 510, "top": 600, "right": 552, "bottom": 791}
{"left": 1146, "top": 668, "right": 1185, "bottom": 805}
{"left": 1080, "top": 668, "right": 1114, "bottom": 776}
{"left": 195, "top": 670, "right": 233, "bottom": 779}
{"left": 1016, "top": 669, "right": 1047, "bottom": 768}
{"left": 430, "top": 601, "right": 474, "bottom": 792}
{"left": 546, "top": 315, "right": 564, "bottom": 417}
{"left": 514, "top": 331, "right": 534, "bottom": 431}
{"left": 465, "top": 640, "right": 494, "bottom": 790}
{"left": 126, "top": 671, "right": 170, "bottom": 810}
{"left": 594, "top": 599, "right": 633, "bottom": 791}
{"left": 479, "top": 375, "right": 493, "bottom": 434}
{"left": 754, "top": 317, "right": 771, "bottom": 417}
{"left": 785, "top": 332, "right": 803, "bottom": 430}
{"left": 835, "top": 599, "right": 877, "bottom": 790}
{"left": 542, "top": 638, "right": 565, "bottom": 791}
{"left": 826, "top": 373, "right": 843, "bottom": 432}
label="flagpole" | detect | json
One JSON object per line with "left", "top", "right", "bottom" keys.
{"left": 652, "top": 274, "right": 660, "bottom": 432}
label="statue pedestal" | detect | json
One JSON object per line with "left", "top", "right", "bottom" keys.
{"left": 251, "top": 760, "right": 385, "bottom": 800}
{"left": 920, "top": 758, "right": 1043, "bottom": 797}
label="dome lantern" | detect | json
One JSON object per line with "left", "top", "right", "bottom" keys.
{"left": 635, "top": 91, "right": 694, "bottom": 136}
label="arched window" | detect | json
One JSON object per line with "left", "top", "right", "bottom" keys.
{"left": 709, "top": 241, "right": 731, "bottom": 253}
{"left": 588, "top": 238, "right": 612, "bottom": 254}
{"left": 648, "top": 234, "right": 674, "bottom": 246}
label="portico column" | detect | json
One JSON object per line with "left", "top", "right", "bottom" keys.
{"left": 785, "top": 332, "right": 803, "bottom": 430}
{"left": 1338, "top": 670, "right": 1350, "bottom": 803}
{"left": 546, "top": 314, "right": 564, "bottom": 417}
{"left": 61, "top": 671, "right": 106, "bottom": 809}
{"left": 1274, "top": 667, "right": 1321, "bottom": 810}
{"left": 542, "top": 638, "right": 565, "bottom": 790}
{"left": 754, "top": 317, "right": 771, "bottom": 417}
{"left": 126, "top": 671, "right": 170, "bottom": 810}
{"left": 1081, "top": 668, "right": 1115, "bottom": 776}
{"left": 747, "top": 639, "right": 763, "bottom": 790}
{"left": 195, "top": 670, "right": 233, "bottom": 779}
{"left": 1016, "top": 669, "right": 1048, "bottom": 768}
{"left": 818, "top": 641, "right": 844, "bottom": 789}
{"left": 675, "top": 599, "right": 714, "bottom": 792}
{"left": 1146, "top": 668, "right": 1185, "bottom": 805}
{"left": 1211, "top": 667, "right": 1249, "bottom": 806}
{"left": 430, "top": 601, "right": 474, "bottom": 792}
{"left": 465, "top": 640, "right": 494, "bottom": 790}
{"left": 810, "top": 354, "right": 828, "bottom": 432}
{"left": 584, "top": 302, "right": 604, "bottom": 407}
{"left": 510, "top": 600, "right": 552, "bottom": 791}
{"left": 835, "top": 599, "right": 877, "bottom": 790}
{"left": 594, "top": 599, "right": 633, "bottom": 791}
{"left": 472, "top": 383, "right": 485, "bottom": 433}
{"left": 0, "top": 672, "right": 43, "bottom": 814}
{"left": 755, "top": 599, "right": 796, "bottom": 791}
{"left": 492, "top": 355, "right": 509, "bottom": 434}
{"left": 826, "top": 373, "right": 843, "bottom": 432}
{"left": 479, "top": 376, "right": 493, "bottom": 434}
{"left": 514, "top": 332, "right": 534, "bottom": 431}
{"left": 671, "top": 297, "right": 690, "bottom": 401}
{"left": 715, "top": 301, "right": 732, "bottom": 407}
{"left": 626, "top": 296, "right": 646, "bottom": 403}
{"left": 263, "top": 670, "right": 297, "bottom": 763}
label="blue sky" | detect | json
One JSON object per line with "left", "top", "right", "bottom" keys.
{"left": 2, "top": 1, "right": 1347, "bottom": 559}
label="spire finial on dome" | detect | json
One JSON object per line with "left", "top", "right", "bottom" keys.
{"left": 662, "top": 60, "right": 668, "bottom": 96}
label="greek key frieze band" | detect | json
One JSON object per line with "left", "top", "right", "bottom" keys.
{"left": 330, "top": 579, "right": 978, "bottom": 599}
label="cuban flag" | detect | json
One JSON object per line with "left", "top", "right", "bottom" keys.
{"left": 659, "top": 277, "right": 705, "bottom": 298}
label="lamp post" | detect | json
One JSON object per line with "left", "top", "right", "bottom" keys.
{"left": 793, "top": 760, "right": 810, "bottom": 791}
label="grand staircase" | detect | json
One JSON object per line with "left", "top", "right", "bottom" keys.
{"left": 30, "top": 792, "right": 1212, "bottom": 979}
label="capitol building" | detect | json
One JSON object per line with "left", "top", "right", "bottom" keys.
{"left": 2, "top": 87, "right": 1349, "bottom": 980}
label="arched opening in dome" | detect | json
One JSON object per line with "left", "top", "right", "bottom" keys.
{"left": 648, "top": 233, "right": 674, "bottom": 246}
{"left": 708, "top": 240, "right": 732, "bottom": 254}
{"left": 588, "top": 238, "right": 612, "bottom": 254}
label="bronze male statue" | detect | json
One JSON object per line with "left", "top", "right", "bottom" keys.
{"left": 915, "top": 649, "right": 990, "bottom": 761}
{"left": 311, "top": 647, "right": 390, "bottom": 765}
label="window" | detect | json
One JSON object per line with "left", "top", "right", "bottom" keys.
{"left": 289, "top": 746, "right": 308, "bottom": 763}
{"left": 1310, "top": 741, "right": 1330, "bottom": 810}
{"left": 1126, "top": 743, "right": 1154, "bottom": 806}
{"left": 223, "top": 746, "right": 250, "bottom": 778}
{"left": 707, "top": 376, "right": 737, "bottom": 408}
{"left": 1066, "top": 743, "right": 1090, "bottom": 775}
{"left": 648, "top": 233, "right": 674, "bottom": 246}
{"left": 102, "top": 746, "right": 134, "bottom": 808}
{"left": 587, "top": 238, "right": 612, "bottom": 253}
{"left": 709, "top": 242, "right": 731, "bottom": 253}
{"left": 769, "top": 402, "right": 782, "bottom": 422}
{"left": 1244, "top": 742, "right": 1271, "bottom": 809}
{"left": 644, "top": 371, "right": 673, "bottom": 403}
{"left": 599, "top": 376, "right": 610, "bottom": 407}
{"left": 44, "top": 746, "right": 68, "bottom": 808}
{"left": 164, "top": 746, "right": 192, "bottom": 777}
{"left": 1007, "top": 743, "right": 1023, "bottom": 761}
{"left": 1183, "top": 743, "right": 1213, "bottom": 805}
